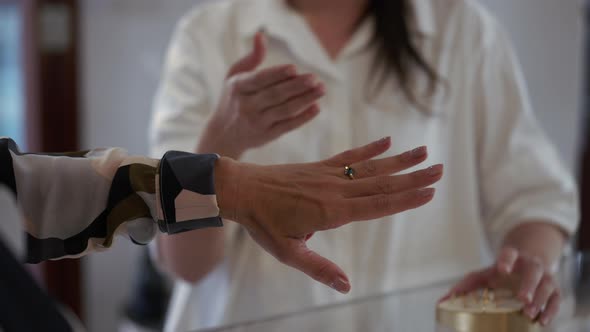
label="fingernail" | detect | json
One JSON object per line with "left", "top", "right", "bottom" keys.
{"left": 427, "top": 164, "right": 443, "bottom": 176}
{"left": 314, "top": 83, "right": 326, "bottom": 94}
{"left": 331, "top": 278, "right": 350, "bottom": 294}
{"left": 411, "top": 146, "right": 427, "bottom": 158}
{"left": 520, "top": 291, "right": 533, "bottom": 303}
{"left": 418, "top": 188, "right": 435, "bottom": 197}
{"left": 285, "top": 66, "right": 297, "bottom": 76}
{"left": 526, "top": 305, "right": 538, "bottom": 319}
{"left": 498, "top": 263, "right": 512, "bottom": 274}
{"left": 378, "top": 136, "right": 390, "bottom": 146}
{"left": 541, "top": 316, "right": 549, "bottom": 326}
{"left": 439, "top": 293, "right": 452, "bottom": 303}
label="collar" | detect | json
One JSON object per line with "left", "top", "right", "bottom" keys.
{"left": 236, "top": 0, "right": 436, "bottom": 79}
{"left": 237, "top": 0, "right": 288, "bottom": 40}
{"left": 413, "top": 0, "right": 436, "bottom": 38}
{"left": 238, "top": 0, "right": 437, "bottom": 38}
{"left": 237, "top": 0, "right": 345, "bottom": 80}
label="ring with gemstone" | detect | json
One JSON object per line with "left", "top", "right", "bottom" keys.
{"left": 344, "top": 165, "right": 355, "bottom": 180}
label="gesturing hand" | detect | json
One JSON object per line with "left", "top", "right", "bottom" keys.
{"left": 441, "top": 247, "right": 561, "bottom": 326}
{"left": 199, "top": 31, "right": 324, "bottom": 158}
{"left": 215, "top": 137, "right": 443, "bottom": 293}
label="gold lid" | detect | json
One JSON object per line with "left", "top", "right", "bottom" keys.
{"left": 436, "top": 289, "right": 542, "bottom": 332}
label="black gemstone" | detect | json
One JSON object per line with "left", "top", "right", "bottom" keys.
{"left": 345, "top": 167, "right": 355, "bottom": 177}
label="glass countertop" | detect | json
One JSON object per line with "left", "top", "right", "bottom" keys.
{"left": 192, "top": 277, "right": 590, "bottom": 332}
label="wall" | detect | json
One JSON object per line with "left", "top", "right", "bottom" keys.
{"left": 79, "top": 1, "right": 584, "bottom": 331}
{"left": 481, "top": 0, "right": 584, "bottom": 171}
{"left": 80, "top": 1, "right": 205, "bottom": 331}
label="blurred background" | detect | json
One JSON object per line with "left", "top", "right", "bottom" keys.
{"left": 0, "top": 0, "right": 587, "bottom": 331}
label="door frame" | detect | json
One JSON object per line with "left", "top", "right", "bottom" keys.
{"left": 2, "top": 0, "right": 83, "bottom": 321}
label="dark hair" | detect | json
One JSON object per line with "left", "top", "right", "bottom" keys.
{"left": 367, "top": 0, "right": 440, "bottom": 106}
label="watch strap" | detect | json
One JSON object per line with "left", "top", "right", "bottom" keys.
{"left": 157, "top": 151, "right": 222, "bottom": 234}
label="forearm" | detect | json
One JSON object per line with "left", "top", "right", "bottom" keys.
{"left": 1, "top": 138, "right": 161, "bottom": 262}
{"left": 156, "top": 157, "right": 237, "bottom": 282}
{"left": 502, "top": 220, "right": 567, "bottom": 270}
{"left": 197, "top": 122, "right": 244, "bottom": 160}
{"left": 156, "top": 230, "right": 225, "bottom": 283}
{"left": 0, "top": 138, "right": 225, "bottom": 263}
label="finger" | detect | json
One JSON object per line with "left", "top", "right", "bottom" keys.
{"left": 496, "top": 247, "right": 519, "bottom": 275}
{"left": 227, "top": 31, "right": 266, "bottom": 77}
{"left": 438, "top": 293, "right": 453, "bottom": 304}
{"left": 516, "top": 256, "right": 544, "bottom": 304}
{"left": 326, "top": 137, "right": 392, "bottom": 166}
{"left": 347, "top": 146, "right": 428, "bottom": 179}
{"left": 524, "top": 275, "right": 556, "bottom": 319}
{"left": 268, "top": 105, "right": 320, "bottom": 139}
{"left": 261, "top": 84, "right": 325, "bottom": 126}
{"left": 447, "top": 268, "right": 496, "bottom": 296}
{"left": 253, "top": 74, "right": 320, "bottom": 109}
{"left": 284, "top": 242, "right": 351, "bottom": 294}
{"left": 341, "top": 164, "right": 443, "bottom": 198}
{"left": 234, "top": 65, "right": 297, "bottom": 94}
{"left": 342, "top": 188, "right": 435, "bottom": 222}
{"left": 539, "top": 291, "right": 560, "bottom": 326}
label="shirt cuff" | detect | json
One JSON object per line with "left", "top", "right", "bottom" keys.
{"left": 156, "top": 151, "right": 222, "bottom": 234}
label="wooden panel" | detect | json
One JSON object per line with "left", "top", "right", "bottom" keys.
{"left": 21, "top": 0, "right": 83, "bottom": 321}
{"left": 23, "top": 0, "right": 41, "bottom": 151}
{"left": 580, "top": 145, "right": 590, "bottom": 250}
{"left": 37, "top": 0, "right": 79, "bottom": 152}
{"left": 579, "top": 2, "right": 590, "bottom": 251}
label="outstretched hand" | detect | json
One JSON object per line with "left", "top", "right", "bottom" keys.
{"left": 215, "top": 137, "right": 443, "bottom": 293}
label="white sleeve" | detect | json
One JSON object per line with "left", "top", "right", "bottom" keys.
{"left": 149, "top": 16, "right": 213, "bottom": 157}
{"left": 474, "top": 23, "right": 580, "bottom": 251}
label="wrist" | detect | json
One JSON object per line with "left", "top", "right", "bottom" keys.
{"left": 197, "top": 131, "right": 245, "bottom": 160}
{"left": 502, "top": 222, "right": 566, "bottom": 269}
{"left": 214, "top": 157, "right": 240, "bottom": 221}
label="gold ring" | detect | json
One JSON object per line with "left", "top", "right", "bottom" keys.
{"left": 344, "top": 165, "right": 355, "bottom": 180}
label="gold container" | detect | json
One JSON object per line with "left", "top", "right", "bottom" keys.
{"left": 436, "top": 289, "right": 542, "bottom": 332}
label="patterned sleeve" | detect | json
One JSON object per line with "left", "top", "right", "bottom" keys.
{"left": 0, "top": 138, "right": 222, "bottom": 263}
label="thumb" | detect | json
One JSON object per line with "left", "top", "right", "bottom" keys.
{"left": 286, "top": 242, "right": 351, "bottom": 294}
{"left": 227, "top": 31, "right": 266, "bottom": 77}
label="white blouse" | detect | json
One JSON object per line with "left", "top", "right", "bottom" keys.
{"left": 149, "top": 0, "right": 579, "bottom": 330}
